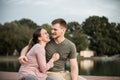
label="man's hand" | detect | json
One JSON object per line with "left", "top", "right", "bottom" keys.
{"left": 18, "top": 56, "right": 28, "bottom": 64}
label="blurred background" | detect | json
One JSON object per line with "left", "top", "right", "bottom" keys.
{"left": 0, "top": 0, "right": 120, "bottom": 76}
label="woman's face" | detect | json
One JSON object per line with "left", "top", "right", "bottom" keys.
{"left": 39, "top": 29, "right": 50, "bottom": 43}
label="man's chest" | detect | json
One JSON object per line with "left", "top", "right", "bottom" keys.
{"left": 46, "top": 43, "right": 70, "bottom": 60}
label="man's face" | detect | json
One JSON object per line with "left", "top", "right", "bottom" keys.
{"left": 51, "top": 23, "right": 65, "bottom": 39}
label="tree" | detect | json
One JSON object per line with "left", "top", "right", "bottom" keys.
{"left": 82, "top": 16, "right": 120, "bottom": 56}
{"left": 0, "top": 19, "right": 38, "bottom": 56}
{"left": 41, "top": 24, "right": 51, "bottom": 34}
{"left": 67, "top": 22, "right": 88, "bottom": 52}
{"left": 18, "top": 18, "right": 38, "bottom": 29}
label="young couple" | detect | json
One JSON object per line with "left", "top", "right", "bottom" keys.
{"left": 18, "top": 18, "right": 78, "bottom": 80}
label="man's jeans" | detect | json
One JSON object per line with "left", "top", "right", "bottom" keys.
{"left": 21, "top": 75, "right": 53, "bottom": 80}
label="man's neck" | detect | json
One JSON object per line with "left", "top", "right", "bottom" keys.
{"left": 54, "top": 36, "right": 65, "bottom": 44}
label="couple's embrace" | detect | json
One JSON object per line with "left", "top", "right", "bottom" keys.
{"left": 18, "top": 18, "right": 78, "bottom": 80}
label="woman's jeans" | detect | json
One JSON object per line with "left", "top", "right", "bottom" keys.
{"left": 21, "top": 75, "right": 38, "bottom": 80}
{"left": 21, "top": 75, "right": 53, "bottom": 80}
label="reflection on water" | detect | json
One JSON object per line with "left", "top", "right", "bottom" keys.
{"left": 0, "top": 61, "right": 20, "bottom": 72}
{"left": 80, "top": 60, "right": 94, "bottom": 75}
{"left": 80, "top": 60, "right": 94, "bottom": 70}
{"left": 79, "top": 59, "right": 120, "bottom": 76}
{"left": 0, "top": 59, "right": 120, "bottom": 76}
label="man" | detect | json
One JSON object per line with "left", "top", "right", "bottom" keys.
{"left": 19, "top": 18, "right": 78, "bottom": 80}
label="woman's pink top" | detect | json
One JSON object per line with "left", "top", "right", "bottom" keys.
{"left": 19, "top": 44, "right": 54, "bottom": 80}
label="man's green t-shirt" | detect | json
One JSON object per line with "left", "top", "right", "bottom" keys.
{"left": 45, "top": 38, "right": 77, "bottom": 72}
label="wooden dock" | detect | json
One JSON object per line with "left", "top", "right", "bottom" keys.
{"left": 0, "top": 71, "right": 120, "bottom": 80}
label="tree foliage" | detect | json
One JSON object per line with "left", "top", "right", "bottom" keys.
{"left": 66, "top": 22, "right": 89, "bottom": 52}
{"left": 41, "top": 24, "right": 51, "bottom": 34}
{"left": 0, "top": 18, "right": 37, "bottom": 55}
{"left": 82, "top": 16, "right": 120, "bottom": 56}
{"left": 0, "top": 16, "right": 119, "bottom": 56}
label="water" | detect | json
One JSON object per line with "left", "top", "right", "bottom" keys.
{"left": 0, "top": 61, "right": 20, "bottom": 72}
{"left": 78, "top": 59, "right": 120, "bottom": 76}
{"left": 0, "top": 59, "right": 120, "bottom": 76}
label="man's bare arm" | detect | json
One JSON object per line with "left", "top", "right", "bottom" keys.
{"left": 70, "top": 58, "right": 78, "bottom": 80}
{"left": 18, "top": 46, "right": 29, "bottom": 64}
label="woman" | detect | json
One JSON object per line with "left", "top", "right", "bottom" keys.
{"left": 19, "top": 28, "right": 59, "bottom": 80}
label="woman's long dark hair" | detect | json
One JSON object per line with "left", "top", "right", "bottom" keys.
{"left": 27, "top": 28, "right": 42, "bottom": 52}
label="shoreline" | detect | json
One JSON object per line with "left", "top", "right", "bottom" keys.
{"left": 0, "top": 56, "right": 19, "bottom": 62}
{"left": 78, "top": 55, "right": 120, "bottom": 61}
{"left": 0, "top": 55, "right": 120, "bottom": 62}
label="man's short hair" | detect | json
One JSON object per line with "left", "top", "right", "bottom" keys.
{"left": 51, "top": 18, "right": 67, "bottom": 28}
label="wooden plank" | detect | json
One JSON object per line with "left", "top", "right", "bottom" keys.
{"left": 0, "top": 71, "right": 120, "bottom": 80}
{"left": 0, "top": 71, "right": 18, "bottom": 80}
{"left": 82, "top": 75, "right": 120, "bottom": 80}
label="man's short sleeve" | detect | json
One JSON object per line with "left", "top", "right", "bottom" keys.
{"left": 68, "top": 43, "right": 77, "bottom": 59}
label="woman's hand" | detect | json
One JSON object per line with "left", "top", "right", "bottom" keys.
{"left": 51, "top": 53, "right": 60, "bottom": 62}
{"left": 18, "top": 56, "right": 28, "bottom": 64}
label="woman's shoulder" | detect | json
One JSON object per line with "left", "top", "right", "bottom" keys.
{"left": 33, "top": 44, "right": 43, "bottom": 49}
{"left": 32, "top": 44, "right": 45, "bottom": 53}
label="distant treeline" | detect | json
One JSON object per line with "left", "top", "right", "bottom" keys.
{"left": 0, "top": 16, "right": 120, "bottom": 56}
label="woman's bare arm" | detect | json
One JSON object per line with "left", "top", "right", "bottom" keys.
{"left": 18, "top": 46, "right": 29, "bottom": 64}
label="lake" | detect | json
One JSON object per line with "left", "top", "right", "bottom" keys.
{"left": 0, "top": 57, "right": 120, "bottom": 76}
